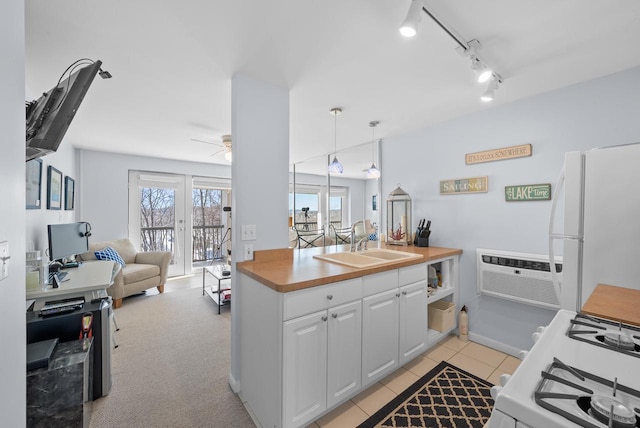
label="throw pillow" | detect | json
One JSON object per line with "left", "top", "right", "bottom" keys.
{"left": 95, "top": 246, "right": 126, "bottom": 267}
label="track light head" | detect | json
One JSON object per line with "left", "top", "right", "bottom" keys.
{"left": 399, "top": 0, "right": 423, "bottom": 38}
{"left": 481, "top": 76, "right": 500, "bottom": 102}
{"left": 470, "top": 55, "right": 492, "bottom": 83}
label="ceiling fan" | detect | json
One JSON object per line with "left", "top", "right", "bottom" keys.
{"left": 191, "top": 135, "right": 232, "bottom": 162}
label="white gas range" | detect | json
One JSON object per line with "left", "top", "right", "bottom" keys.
{"left": 487, "top": 309, "right": 640, "bottom": 428}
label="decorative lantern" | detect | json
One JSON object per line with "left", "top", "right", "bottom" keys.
{"left": 386, "top": 185, "right": 412, "bottom": 245}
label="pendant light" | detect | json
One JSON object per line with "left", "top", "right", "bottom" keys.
{"left": 367, "top": 121, "right": 381, "bottom": 179}
{"left": 328, "top": 107, "right": 343, "bottom": 174}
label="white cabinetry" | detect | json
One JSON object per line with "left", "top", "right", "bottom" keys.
{"left": 283, "top": 310, "right": 328, "bottom": 426}
{"left": 399, "top": 280, "right": 428, "bottom": 365}
{"left": 327, "top": 300, "right": 362, "bottom": 408}
{"left": 283, "top": 278, "right": 363, "bottom": 428}
{"left": 361, "top": 264, "right": 428, "bottom": 388}
{"left": 238, "top": 253, "right": 459, "bottom": 428}
{"left": 362, "top": 288, "right": 400, "bottom": 387}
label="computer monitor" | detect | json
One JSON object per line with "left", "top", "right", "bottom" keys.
{"left": 47, "top": 222, "right": 90, "bottom": 263}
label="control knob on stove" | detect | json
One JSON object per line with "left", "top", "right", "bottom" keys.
{"left": 531, "top": 326, "right": 546, "bottom": 343}
{"left": 499, "top": 374, "right": 511, "bottom": 386}
{"left": 490, "top": 385, "right": 502, "bottom": 400}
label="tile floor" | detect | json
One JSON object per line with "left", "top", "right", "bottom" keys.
{"left": 308, "top": 336, "right": 521, "bottom": 428}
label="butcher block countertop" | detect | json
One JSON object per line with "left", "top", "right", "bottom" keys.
{"left": 582, "top": 283, "right": 640, "bottom": 327}
{"left": 236, "top": 244, "right": 462, "bottom": 293}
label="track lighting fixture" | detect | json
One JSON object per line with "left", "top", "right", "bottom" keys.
{"left": 328, "top": 107, "right": 343, "bottom": 174}
{"left": 398, "top": 3, "right": 504, "bottom": 100}
{"left": 399, "top": 0, "right": 423, "bottom": 38}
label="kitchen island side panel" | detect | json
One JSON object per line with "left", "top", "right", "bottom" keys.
{"left": 238, "top": 272, "right": 284, "bottom": 428}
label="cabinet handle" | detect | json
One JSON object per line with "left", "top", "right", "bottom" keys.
{"left": 332, "top": 313, "right": 338, "bottom": 318}
{"left": 321, "top": 315, "right": 328, "bottom": 322}
{"left": 327, "top": 294, "right": 333, "bottom": 300}
{"left": 402, "top": 291, "right": 407, "bottom": 295}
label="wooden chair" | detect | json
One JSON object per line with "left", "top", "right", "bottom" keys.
{"left": 295, "top": 227, "right": 326, "bottom": 248}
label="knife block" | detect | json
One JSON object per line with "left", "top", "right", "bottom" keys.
{"left": 416, "top": 236, "right": 429, "bottom": 247}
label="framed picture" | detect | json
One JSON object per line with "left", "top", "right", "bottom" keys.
{"left": 26, "top": 159, "right": 43, "bottom": 209}
{"left": 47, "top": 165, "right": 63, "bottom": 210}
{"left": 372, "top": 195, "right": 377, "bottom": 211}
{"left": 65, "top": 176, "right": 75, "bottom": 210}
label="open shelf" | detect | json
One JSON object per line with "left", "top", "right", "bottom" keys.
{"left": 428, "top": 286, "right": 454, "bottom": 304}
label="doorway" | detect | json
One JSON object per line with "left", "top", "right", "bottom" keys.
{"left": 128, "top": 171, "right": 231, "bottom": 277}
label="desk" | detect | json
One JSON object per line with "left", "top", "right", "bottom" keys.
{"left": 26, "top": 260, "right": 120, "bottom": 311}
{"left": 203, "top": 265, "right": 231, "bottom": 314}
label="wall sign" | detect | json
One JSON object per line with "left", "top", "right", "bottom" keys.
{"left": 466, "top": 144, "right": 532, "bottom": 165}
{"left": 505, "top": 183, "right": 551, "bottom": 201}
{"left": 440, "top": 176, "right": 488, "bottom": 195}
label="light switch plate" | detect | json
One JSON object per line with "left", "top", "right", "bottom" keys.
{"left": 243, "top": 244, "right": 254, "bottom": 261}
{"left": 241, "top": 224, "right": 257, "bottom": 241}
{"left": 0, "top": 241, "right": 9, "bottom": 280}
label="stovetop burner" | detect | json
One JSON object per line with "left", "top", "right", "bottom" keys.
{"left": 535, "top": 358, "right": 640, "bottom": 428}
{"left": 568, "top": 313, "right": 640, "bottom": 358}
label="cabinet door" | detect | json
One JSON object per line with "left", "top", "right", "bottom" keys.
{"left": 327, "top": 300, "right": 362, "bottom": 408}
{"left": 399, "top": 280, "right": 428, "bottom": 365}
{"left": 283, "top": 310, "right": 328, "bottom": 428}
{"left": 362, "top": 288, "right": 399, "bottom": 388}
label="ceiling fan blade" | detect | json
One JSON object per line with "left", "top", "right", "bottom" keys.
{"left": 191, "top": 138, "right": 222, "bottom": 147}
{"left": 210, "top": 148, "right": 225, "bottom": 157}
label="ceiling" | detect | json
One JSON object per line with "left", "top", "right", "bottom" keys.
{"left": 25, "top": 1, "right": 640, "bottom": 178}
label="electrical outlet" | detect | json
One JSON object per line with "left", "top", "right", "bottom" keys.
{"left": 243, "top": 244, "right": 254, "bottom": 261}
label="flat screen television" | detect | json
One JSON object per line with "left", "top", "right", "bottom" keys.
{"left": 47, "top": 222, "right": 91, "bottom": 263}
{"left": 26, "top": 60, "right": 102, "bottom": 161}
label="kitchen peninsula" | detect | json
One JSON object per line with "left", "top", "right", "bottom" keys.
{"left": 237, "top": 244, "right": 462, "bottom": 428}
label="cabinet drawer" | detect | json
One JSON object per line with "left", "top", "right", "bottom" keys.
{"left": 284, "top": 278, "right": 363, "bottom": 320}
{"left": 363, "top": 269, "right": 398, "bottom": 297}
{"left": 399, "top": 263, "right": 427, "bottom": 286}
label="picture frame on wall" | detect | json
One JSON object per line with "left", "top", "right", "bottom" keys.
{"left": 65, "top": 176, "right": 75, "bottom": 210}
{"left": 372, "top": 195, "right": 377, "bottom": 211}
{"left": 47, "top": 165, "right": 63, "bottom": 210}
{"left": 26, "top": 158, "right": 43, "bottom": 209}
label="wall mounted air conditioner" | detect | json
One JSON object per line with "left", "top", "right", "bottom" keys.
{"left": 476, "top": 248, "right": 562, "bottom": 310}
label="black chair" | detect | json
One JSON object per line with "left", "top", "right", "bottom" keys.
{"left": 330, "top": 225, "right": 353, "bottom": 246}
{"left": 295, "top": 227, "right": 326, "bottom": 248}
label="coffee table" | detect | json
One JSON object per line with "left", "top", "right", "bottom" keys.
{"left": 202, "top": 264, "right": 231, "bottom": 314}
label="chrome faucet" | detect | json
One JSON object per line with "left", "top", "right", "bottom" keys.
{"left": 351, "top": 237, "right": 369, "bottom": 252}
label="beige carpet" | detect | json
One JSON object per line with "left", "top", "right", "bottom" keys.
{"left": 89, "top": 281, "right": 254, "bottom": 428}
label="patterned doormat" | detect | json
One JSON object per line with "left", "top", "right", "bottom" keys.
{"left": 358, "top": 361, "right": 495, "bottom": 428}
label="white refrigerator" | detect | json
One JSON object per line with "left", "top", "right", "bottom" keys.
{"left": 549, "top": 143, "right": 640, "bottom": 311}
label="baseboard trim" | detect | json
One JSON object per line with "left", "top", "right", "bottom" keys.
{"left": 228, "top": 372, "right": 241, "bottom": 394}
{"left": 468, "top": 331, "right": 521, "bottom": 357}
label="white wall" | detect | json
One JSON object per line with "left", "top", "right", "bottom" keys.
{"left": 0, "top": 0, "right": 26, "bottom": 424}
{"left": 25, "top": 143, "right": 79, "bottom": 255}
{"left": 78, "top": 149, "right": 230, "bottom": 242}
{"left": 230, "top": 74, "right": 289, "bottom": 390}
{"left": 381, "top": 66, "right": 640, "bottom": 351}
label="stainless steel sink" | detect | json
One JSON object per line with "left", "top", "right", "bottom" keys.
{"left": 313, "top": 249, "right": 421, "bottom": 268}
